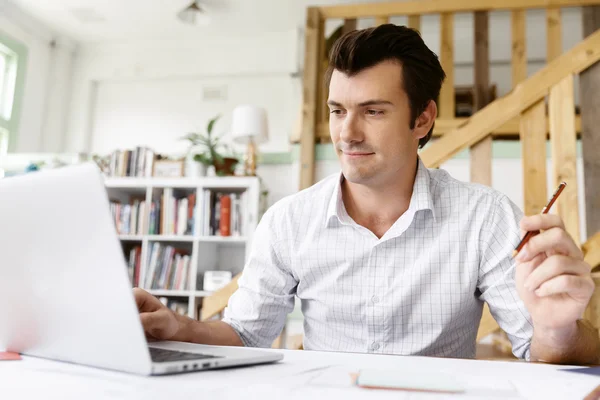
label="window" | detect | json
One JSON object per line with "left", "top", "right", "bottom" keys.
{"left": 0, "top": 31, "right": 27, "bottom": 154}
{"left": 0, "top": 44, "right": 18, "bottom": 122}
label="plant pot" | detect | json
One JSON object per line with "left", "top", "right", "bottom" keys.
{"left": 185, "top": 154, "right": 207, "bottom": 177}
{"left": 214, "top": 157, "right": 238, "bottom": 176}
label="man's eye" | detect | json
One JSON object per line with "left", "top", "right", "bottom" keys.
{"left": 367, "top": 110, "right": 383, "bottom": 116}
{"left": 330, "top": 109, "right": 344, "bottom": 115}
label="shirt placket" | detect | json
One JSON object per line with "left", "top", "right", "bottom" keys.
{"left": 366, "top": 244, "right": 386, "bottom": 354}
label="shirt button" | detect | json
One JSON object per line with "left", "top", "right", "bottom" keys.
{"left": 372, "top": 342, "right": 380, "bottom": 351}
{"left": 371, "top": 295, "right": 380, "bottom": 304}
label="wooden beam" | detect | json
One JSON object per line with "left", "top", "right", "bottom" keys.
{"left": 581, "top": 6, "right": 600, "bottom": 239}
{"left": 201, "top": 274, "right": 241, "bottom": 320}
{"left": 439, "top": 13, "right": 455, "bottom": 119}
{"left": 520, "top": 100, "right": 548, "bottom": 216}
{"left": 512, "top": 9, "right": 527, "bottom": 86}
{"left": 408, "top": 15, "right": 421, "bottom": 32}
{"left": 419, "top": 28, "right": 600, "bottom": 169}
{"left": 477, "top": 304, "right": 498, "bottom": 341}
{"left": 470, "top": 11, "right": 492, "bottom": 186}
{"left": 549, "top": 74, "right": 580, "bottom": 246}
{"left": 311, "top": 115, "right": 582, "bottom": 142}
{"left": 546, "top": 7, "right": 563, "bottom": 62}
{"left": 299, "top": 8, "right": 322, "bottom": 190}
{"left": 318, "top": 0, "right": 600, "bottom": 19}
{"left": 584, "top": 272, "right": 600, "bottom": 331}
{"left": 374, "top": 16, "right": 389, "bottom": 25}
{"left": 343, "top": 18, "right": 357, "bottom": 32}
{"left": 584, "top": 231, "right": 600, "bottom": 270}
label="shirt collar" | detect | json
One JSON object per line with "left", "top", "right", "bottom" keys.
{"left": 325, "top": 157, "right": 437, "bottom": 228}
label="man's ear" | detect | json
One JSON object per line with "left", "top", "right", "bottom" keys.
{"left": 412, "top": 100, "right": 437, "bottom": 141}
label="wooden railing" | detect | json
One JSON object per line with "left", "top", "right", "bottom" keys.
{"left": 200, "top": 0, "right": 600, "bottom": 351}
{"left": 296, "top": 0, "right": 599, "bottom": 191}
{"left": 293, "top": 0, "right": 600, "bottom": 348}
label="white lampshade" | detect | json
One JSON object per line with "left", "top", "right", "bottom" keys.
{"left": 230, "top": 105, "right": 269, "bottom": 145}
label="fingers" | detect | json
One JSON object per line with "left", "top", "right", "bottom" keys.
{"left": 515, "top": 227, "right": 583, "bottom": 262}
{"left": 534, "top": 274, "right": 594, "bottom": 299}
{"left": 140, "top": 309, "right": 179, "bottom": 340}
{"left": 520, "top": 214, "right": 565, "bottom": 232}
{"left": 524, "top": 255, "right": 590, "bottom": 293}
{"left": 518, "top": 253, "right": 545, "bottom": 278}
{"left": 133, "top": 287, "right": 164, "bottom": 313}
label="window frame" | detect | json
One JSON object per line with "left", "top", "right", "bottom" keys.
{"left": 0, "top": 30, "right": 28, "bottom": 154}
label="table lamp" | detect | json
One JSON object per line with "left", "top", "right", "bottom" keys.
{"left": 230, "top": 105, "right": 269, "bottom": 176}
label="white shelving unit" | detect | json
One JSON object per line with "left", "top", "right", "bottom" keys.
{"left": 105, "top": 175, "right": 261, "bottom": 319}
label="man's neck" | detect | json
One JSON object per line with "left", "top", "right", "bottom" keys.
{"left": 342, "top": 158, "right": 418, "bottom": 238}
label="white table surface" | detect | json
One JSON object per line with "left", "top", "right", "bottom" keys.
{"left": 1, "top": 346, "right": 599, "bottom": 400}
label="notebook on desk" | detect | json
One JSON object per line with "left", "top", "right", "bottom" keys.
{"left": 0, "top": 162, "right": 282, "bottom": 375}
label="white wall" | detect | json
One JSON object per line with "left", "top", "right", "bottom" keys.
{"left": 64, "top": 30, "right": 300, "bottom": 155}
{"left": 63, "top": 7, "right": 586, "bottom": 157}
{"left": 0, "top": 0, "right": 75, "bottom": 153}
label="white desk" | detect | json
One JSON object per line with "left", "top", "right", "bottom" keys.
{"left": 1, "top": 346, "right": 599, "bottom": 399}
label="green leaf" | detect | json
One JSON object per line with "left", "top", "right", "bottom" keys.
{"left": 207, "top": 115, "right": 220, "bottom": 135}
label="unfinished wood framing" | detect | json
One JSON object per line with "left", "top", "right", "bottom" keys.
{"left": 318, "top": 0, "right": 600, "bottom": 19}
{"left": 470, "top": 11, "right": 492, "bottom": 186}
{"left": 201, "top": 274, "right": 241, "bottom": 320}
{"left": 546, "top": 7, "right": 562, "bottom": 62}
{"left": 374, "top": 16, "right": 389, "bottom": 25}
{"left": 512, "top": 10, "right": 527, "bottom": 86}
{"left": 408, "top": 15, "right": 421, "bottom": 31}
{"left": 581, "top": 6, "right": 600, "bottom": 239}
{"left": 584, "top": 232, "right": 600, "bottom": 270}
{"left": 520, "top": 100, "right": 548, "bottom": 216}
{"left": 299, "top": 8, "right": 322, "bottom": 190}
{"left": 420, "top": 28, "right": 600, "bottom": 168}
{"left": 549, "top": 75, "right": 580, "bottom": 246}
{"left": 439, "top": 13, "right": 455, "bottom": 119}
{"left": 308, "top": 115, "right": 583, "bottom": 143}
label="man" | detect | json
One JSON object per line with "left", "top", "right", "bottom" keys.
{"left": 134, "top": 25, "right": 599, "bottom": 364}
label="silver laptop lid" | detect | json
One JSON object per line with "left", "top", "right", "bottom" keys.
{"left": 0, "top": 162, "right": 152, "bottom": 375}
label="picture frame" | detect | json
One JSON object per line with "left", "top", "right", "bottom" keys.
{"left": 153, "top": 159, "right": 184, "bottom": 178}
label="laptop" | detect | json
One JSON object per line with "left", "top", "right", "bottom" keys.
{"left": 0, "top": 162, "right": 283, "bottom": 375}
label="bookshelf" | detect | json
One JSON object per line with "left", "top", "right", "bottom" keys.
{"left": 104, "top": 175, "right": 261, "bottom": 320}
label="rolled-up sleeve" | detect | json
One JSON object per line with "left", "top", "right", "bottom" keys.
{"left": 222, "top": 206, "right": 297, "bottom": 348}
{"left": 477, "top": 194, "right": 534, "bottom": 361}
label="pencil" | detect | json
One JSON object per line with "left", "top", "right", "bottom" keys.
{"left": 512, "top": 181, "right": 567, "bottom": 258}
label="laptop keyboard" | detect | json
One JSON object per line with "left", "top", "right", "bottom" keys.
{"left": 149, "top": 347, "right": 221, "bottom": 363}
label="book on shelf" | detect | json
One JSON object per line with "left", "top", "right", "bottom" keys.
{"left": 159, "top": 297, "right": 188, "bottom": 316}
{"left": 202, "top": 189, "right": 245, "bottom": 237}
{"left": 127, "top": 245, "right": 142, "bottom": 287}
{"left": 148, "top": 189, "right": 196, "bottom": 236}
{"left": 110, "top": 198, "right": 147, "bottom": 235}
{"left": 108, "top": 147, "right": 155, "bottom": 178}
{"left": 145, "top": 243, "right": 191, "bottom": 291}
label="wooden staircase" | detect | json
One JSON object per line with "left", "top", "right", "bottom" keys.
{"left": 199, "top": 0, "right": 600, "bottom": 352}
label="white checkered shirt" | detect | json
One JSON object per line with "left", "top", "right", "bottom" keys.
{"left": 223, "top": 158, "right": 534, "bottom": 360}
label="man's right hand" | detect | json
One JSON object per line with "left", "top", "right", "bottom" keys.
{"left": 133, "top": 288, "right": 181, "bottom": 341}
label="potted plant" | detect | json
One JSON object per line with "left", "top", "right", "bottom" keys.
{"left": 182, "top": 115, "right": 239, "bottom": 176}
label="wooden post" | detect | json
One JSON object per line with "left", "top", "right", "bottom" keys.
{"left": 299, "top": 8, "right": 323, "bottom": 190}
{"left": 511, "top": 10, "right": 527, "bottom": 86}
{"left": 549, "top": 75, "right": 580, "bottom": 246}
{"left": 408, "top": 15, "right": 421, "bottom": 32}
{"left": 439, "top": 13, "right": 455, "bottom": 119}
{"left": 520, "top": 100, "right": 548, "bottom": 216}
{"left": 374, "top": 16, "right": 389, "bottom": 26}
{"left": 470, "top": 11, "right": 492, "bottom": 186}
{"left": 580, "top": 6, "right": 600, "bottom": 239}
{"left": 546, "top": 7, "right": 562, "bottom": 62}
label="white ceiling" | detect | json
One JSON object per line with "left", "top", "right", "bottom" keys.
{"left": 7, "top": 0, "right": 389, "bottom": 43}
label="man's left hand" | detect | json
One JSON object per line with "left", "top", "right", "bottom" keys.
{"left": 515, "top": 214, "right": 594, "bottom": 335}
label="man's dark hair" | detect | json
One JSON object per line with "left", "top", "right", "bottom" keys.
{"left": 325, "top": 24, "right": 446, "bottom": 148}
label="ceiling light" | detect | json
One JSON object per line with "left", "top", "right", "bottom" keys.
{"left": 177, "top": 1, "right": 211, "bottom": 26}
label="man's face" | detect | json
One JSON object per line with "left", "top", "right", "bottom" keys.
{"left": 328, "top": 60, "right": 423, "bottom": 187}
